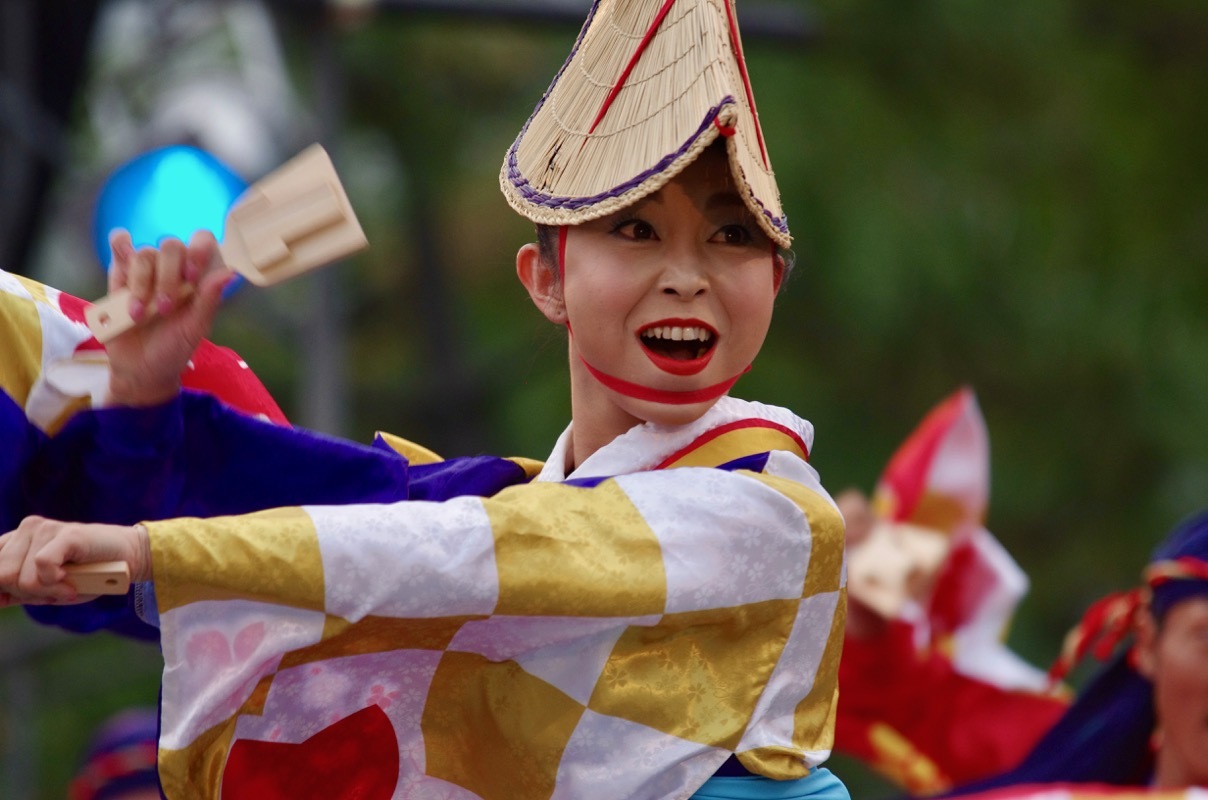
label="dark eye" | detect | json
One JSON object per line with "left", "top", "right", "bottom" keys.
{"left": 714, "top": 224, "right": 753, "bottom": 245}
{"left": 613, "top": 219, "right": 657, "bottom": 241}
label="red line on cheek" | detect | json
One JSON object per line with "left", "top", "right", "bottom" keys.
{"left": 559, "top": 225, "right": 571, "bottom": 333}
{"left": 558, "top": 225, "right": 568, "bottom": 287}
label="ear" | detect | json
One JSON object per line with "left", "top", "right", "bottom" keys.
{"left": 516, "top": 242, "right": 567, "bottom": 325}
{"left": 1134, "top": 604, "right": 1159, "bottom": 680}
{"left": 772, "top": 253, "right": 786, "bottom": 294}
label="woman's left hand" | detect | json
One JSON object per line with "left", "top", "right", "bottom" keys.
{"left": 0, "top": 517, "right": 149, "bottom": 606}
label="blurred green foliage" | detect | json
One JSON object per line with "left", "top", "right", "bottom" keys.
{"left": 7, "top": 1, "right": 1207, "bottom": 796}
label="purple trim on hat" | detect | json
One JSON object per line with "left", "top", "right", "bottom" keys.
{"left": 506, "top": 100, "right": 789, "bottom": 237}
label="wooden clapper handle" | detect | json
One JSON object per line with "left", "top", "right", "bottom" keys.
{"left": 85, "top": 144, "right": 368, "bottom": 342}
{"left": 64, "top": 561, "right": 132, "bottom": 595}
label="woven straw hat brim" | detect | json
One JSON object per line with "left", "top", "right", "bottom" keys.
{"left": 500, "top": 0, "right": 791, "bottom": 248}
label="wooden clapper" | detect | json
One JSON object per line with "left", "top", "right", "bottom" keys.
{"left": 66, "top": 143, "right": 368, "bottom": 596}
{"left": 85, "top": 143, "right": 367, "bottom": 342}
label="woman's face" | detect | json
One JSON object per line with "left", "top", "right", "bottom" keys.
{"left": 558, "top": 145, "right": 783, "bottom": 427}
{"left": 1138, "top": 595, "right": 1208, "bottom": 787}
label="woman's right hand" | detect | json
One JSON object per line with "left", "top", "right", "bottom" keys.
{"left": 104, "top": 229, "right": 233, "bottom": 407}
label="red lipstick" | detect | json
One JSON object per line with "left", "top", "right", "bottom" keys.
{"left": 637, "top": 319, "right": 717, "bottom": 376}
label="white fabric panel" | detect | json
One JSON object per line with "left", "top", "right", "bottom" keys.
{"left": 552, "top": 709, "right": 728, "bottom": 800}
{"left": 450, "top": 614, "right": 660, "bottom": 706}
{"left": 311, "top": 497, "right": 500, "bottom": 620}
{"left": 233, "top": 649, "right": 443, "bottom": 778}
{"left": 159, "top": 599, "right": 326, "bottom": 749}
{"left": 617, "top": 468, "right": 811, "bottom": 614}
{"left": 737, "top": 590, "right": 841, "bottom": 763}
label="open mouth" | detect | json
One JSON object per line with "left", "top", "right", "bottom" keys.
{"left": 638, "top": 322, "right": 717, "bottom": 376}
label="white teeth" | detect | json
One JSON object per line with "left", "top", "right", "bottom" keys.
{"left": 642, "top": 326, "right": 713, "bottom": 342}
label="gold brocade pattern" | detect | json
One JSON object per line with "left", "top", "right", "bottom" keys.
{"left": 373, "top": 430, "right": 545, "bottom": 478}
{"left": 149, "top": 507, "right": 325, "bottom": 613}
{"left": 278, "top": 614, "right": 487, "bottom": 670}
{"left": 744, "top": 472, "right": 845, "bottom": 598}
{"left": 151, "top": 398, "right": 846, "bottom": 797}
{"left": 590, "top": 599, "right": 800, "bottom": 750}
{"left": 505, "top": 456, "right": 546, "bottom": 479}
{"left": 790, "top": 586, "right": 845, "bottom": 754}
{"left": 663, "top": 427, "right": 806, "bottom": 468}
{"left": 0, "top": 281, "right": 44, "bottom": 406}
{"left": 422, "top": 651, "right": 584, "bottom": 800}
{"left": 373, "top": 430, "right": 443, "bottom": 464}
{"left": 238, "top": 674, "right": 276, "bottom": 717}
{"left": 158, "top": 717, "right": 236, "bottom": 800}
{"left": 41, "top": 394, "right": 93, "bottom": 437}
{"left": 736, "top": 745, "right": 812, "bottom": 782}
{"left": 487, "top": 480, "right": 667, "bottom": 617}
{"left": 11, "top": 273, "right": 52, "bottom": 306}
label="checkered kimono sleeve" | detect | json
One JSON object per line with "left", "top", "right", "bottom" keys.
{"left": 148, "top": 450, "right": 846, "bottom": 799}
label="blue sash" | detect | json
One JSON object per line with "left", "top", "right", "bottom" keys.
{"left": 691, "top": 767, "right": 849, "bottom": 800}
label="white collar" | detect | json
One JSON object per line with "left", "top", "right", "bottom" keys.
{"left": 535, "top": 396, "right": 814, "bottom": 482}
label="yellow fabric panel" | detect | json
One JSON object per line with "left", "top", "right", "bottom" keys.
{"left": 41, "top": 394, "right": 93, "bottom": 436}
{"left": 373, "top": 431, "right": 443, "bottom": 464}
{"left": 238, "top": 674, "right": 276, "bottom": 718}
{"left": 422, "top": 650, "right": 585, "bottom": 800}
{"left": 663, "top": 426, "right": 806, "bottom": 468}
{"left": 158, "top": 717, "right": 236, "bottom": 800}
{"left": 149, "top": 507, "right": 325, "bottom": 614}
{"left": 373, "top": 430, "right": 544, "bottom": 478}
{"left": 11, "top": 273, "right": 52, "bottom": 305}
{"left": 742, "top": 471, "right": 845, "bottom": 598}
{"left": 0, "top": 285, "right": 43, "bottom": 407}
{"left": 486, "top": 480, "right": 667, "bottom": 617}
{"left": 734, "top": 745, "right": 811, "bottom": 782}
{"left": 505, "top": 456, "right": 545, "bottom": 478}
{"left": 590, "top": 599, "right": 799, "bottom": 751}
{"left": 791, "top": 587, "right": 845, "bottom": 754}
{"left": 734, "top": 591, "right": 844, "bottom": 779}
{"left": 277, "top": 614, "right": 485, "bottom": 670}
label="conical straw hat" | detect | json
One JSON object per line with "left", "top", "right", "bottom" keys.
{"left": 500, "top": 0, "right": 791, "bottom": 248}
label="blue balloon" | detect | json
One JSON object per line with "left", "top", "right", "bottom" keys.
{"left": 92, "top": 144, "right": 248, "bottom": 274}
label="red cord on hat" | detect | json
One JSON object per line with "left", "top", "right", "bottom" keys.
{"left": 713, "top": 117, "right": 737, "bottom": 138}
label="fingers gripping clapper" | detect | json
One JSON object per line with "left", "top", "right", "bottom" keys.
{"left": 85, "top": 144, "right": 368, "bottom": 342}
